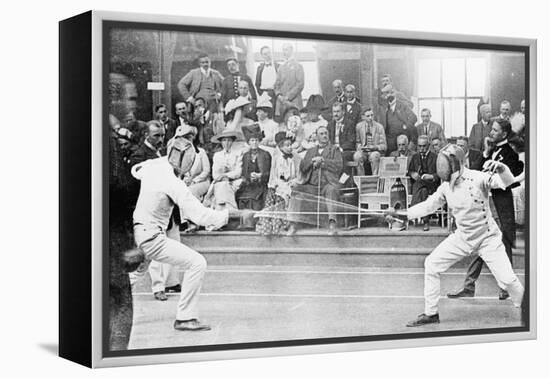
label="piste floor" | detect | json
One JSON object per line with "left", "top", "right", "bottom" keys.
{"left": 129, "top": 265, "right": 524, "bottom": 350}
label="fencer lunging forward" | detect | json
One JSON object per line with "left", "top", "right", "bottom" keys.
{"left": 132, "top": 131, "right": 249, "bottom": 331}
{"left": 387, "top": 144, "right": 524, "bottom": 327}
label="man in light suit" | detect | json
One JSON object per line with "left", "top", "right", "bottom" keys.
{"left": 177, "top": 53, "right": 224, "bottom": 113}
{"left": 274, "top": 43, "right": 305, "bottom": 120}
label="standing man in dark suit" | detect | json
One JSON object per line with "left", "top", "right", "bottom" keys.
{"left": 255, "top": 45, "right": 279, "bottom": 109}
{"left": 221, "top": 58, "right": 257, "bottom": 106}
{"left": 327, "top": 102, "right": 356, "bottom": 178}
{"left": 408, "top": 135, "right": 439, "bottom": 231}
{"left": 469, "top": 103, "right": 492, "bottom": 151}
{"left": 324, "top": 79, "right": 345, "bottom": 121}
{"left": 376, "top": 74, "right": 413, "bottom": 110}
{"left": 154, "top": 104, "right": 178, "bottom": 142}
{"left": 343, "top": 84, "right": 362, "bottom": 126}
{"left": 380, "top": 84, "right": 418, "bottom": 155}
{"left": 448, "top": 118, "right": 524, "bottom": 300}
{"left": 456, "top": 136, "right": 483, "bottom": 171}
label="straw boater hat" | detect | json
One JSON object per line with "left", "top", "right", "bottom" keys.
{"left": 256, "top": 92, "right": 273, "bottom": 110}
{"left": 224, "top": 97, "right": 251, "bottom": 115}
{"left": 211, "top": 129, "right": 241, "bottom": 144}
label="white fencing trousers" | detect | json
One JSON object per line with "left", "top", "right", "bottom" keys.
{"left": 148, "top": 224, "right": 180, "bottom": 293}
{"left": 424, "top": 232, "right": 524, "bottom": 316}
{"left": 134, "top": 225, "right": 207, "bottom": 321}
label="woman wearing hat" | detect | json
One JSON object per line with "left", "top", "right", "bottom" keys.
{"left": 236, "top": 125, "right": 272, "bottom": 229}
{"left": 301, "top": 95, "right": 328, "bottom": 153}
{"left": 256, "top": 132, "right": 302, "bottom": 235}
{"left": 256, "top": 92, "right": 281, "bottom": 154}
{"left": 178, "top": 125, "right": 211, "bottom": 200}
{"left": 223, "top": 96, "right": 255, "bottom": 154}
{"left": 205, "top": 129, "right": 244, "bottom": 211}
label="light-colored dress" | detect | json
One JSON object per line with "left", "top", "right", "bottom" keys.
{"left": 206, "top": 148, "right": 243, "bottom": 209}
{"left": 184, "top": 147, "right": 211, "bottom": 200}
{"left": 256, "top": 149, "right": 302, "bottom": 235}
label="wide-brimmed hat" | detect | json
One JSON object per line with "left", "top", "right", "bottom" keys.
{"left": 242, "top": 123, "right": 264, "bottom": 142}
{"left": 211, "top": 129, "right": 241, "bottom": 143}
{"left": 256, "top": 92, "right": 273, "bottom": 109}
{"left": 174, "top": 124, "right": 198, "bottom": 138}
{"left": 224, "top": 97, "right": 251, "bottom": 115}
{"left": 305, "top": 94, "right": 328, "bottom": 113}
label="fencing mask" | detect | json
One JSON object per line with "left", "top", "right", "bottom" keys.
{"left": 436, "top": 144, "right": 465, "bottom": 188}
{"left": 167, "top": 136, "right": 196, "bottom": 178}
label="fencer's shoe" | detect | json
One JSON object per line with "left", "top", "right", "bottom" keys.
{"left": 446, "top": 289, "right": 475, "bottom": 299}
{"left": 328, "top": 220, "right": 338, "bottom": 236}
{"left": 406, "top": 313, "right": 440, "bottom": 327}
{"left": 173, "top": 319, "right": 212, "bottom": 331}
{"left": 499, "top": 289, "right": 510, "bottom": 300}
{"left": 165, "top": 284, "right": 181, "bottom": 293}
{"left": 153, "top": 291, "right": 168, "bottom": 301}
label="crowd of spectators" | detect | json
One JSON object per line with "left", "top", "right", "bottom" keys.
{"left": 110, "top": 44, "right": 527, "bottom": 237}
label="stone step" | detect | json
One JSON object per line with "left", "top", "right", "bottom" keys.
{"left": 180, "top": 228, "right": 525, "bottom": 269}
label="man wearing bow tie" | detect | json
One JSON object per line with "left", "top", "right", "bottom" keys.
{"left": 274, "top": 43, "right": 305, "bottom": 120}
{"left": 448, "top": 118, "right": 524, "bottom": 300}
{"left": 255, "top": 46, "right": 279, "bottom": 109}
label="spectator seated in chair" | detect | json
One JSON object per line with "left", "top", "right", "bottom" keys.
{"left": 389, "top": 134, "right": 416, "bottom": 166}
{"left": 286, "top": 125, "right": 343, "bottom": 236}
{"left": 236, "top": 125, "right": 272, "bottom": 229}
{"left": 355, "top": 107, "right": 387, "bottom": 175}
{"left": 205, "top": 129, "right": 243, "bottom": 213}
{"left": 408, "top": 135, "right": 439, "bottom": 231}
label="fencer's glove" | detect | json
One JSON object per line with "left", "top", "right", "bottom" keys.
{"left": 122, "top": 248, "right": 146, "bottom": 273}
{"left": 385, "top": 208, "right": 408, "bottom": 231}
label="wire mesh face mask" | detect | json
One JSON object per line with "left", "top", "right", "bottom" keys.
{"left": 167, "top": 137, "right": 196, "bottom": 178}
{"left": 436, "top": 144, "right": 465, "bottom": 188}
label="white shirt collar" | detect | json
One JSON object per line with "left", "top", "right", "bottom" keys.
{"left": 496, "top": 139, "right": 508, "bottom": 147}
{"left": 144, "top": 140, "right": 158, "bottom": 153}
{"left": 200, "top": 67, "right": 211, "bottom": 76}
{"left": 347, "top": 98, "right": 356, "bottom": 104}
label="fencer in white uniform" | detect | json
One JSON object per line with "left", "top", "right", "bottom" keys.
{"left": 132, "top": 135, "right": 247, "bottom": 331}
{"left": 388, "top": 144, "right": 524, "bottom": 327}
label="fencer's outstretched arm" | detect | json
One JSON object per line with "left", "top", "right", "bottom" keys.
{"left": 167, "top": 176, "right": 229, "bottom": 230}
{"left": 405, "top": 185, "right": 447, "bottom": 220}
